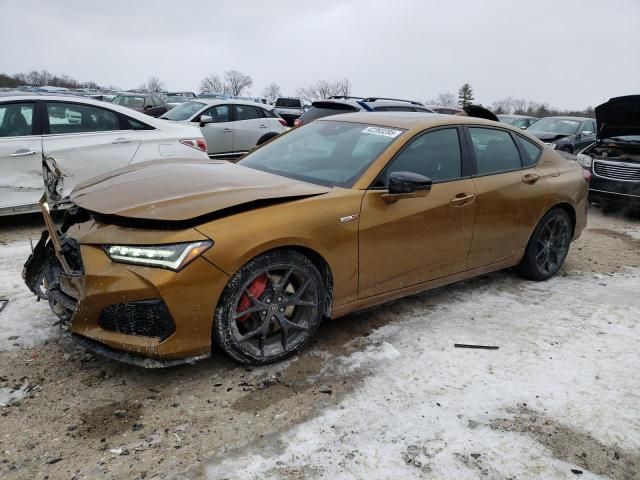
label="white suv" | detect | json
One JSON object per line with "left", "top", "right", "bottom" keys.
{"left": 162, "top": 99, "right": 288, "bottom": 158}
{"left": 0, "top": 95, "right": 208, "bottom": 215}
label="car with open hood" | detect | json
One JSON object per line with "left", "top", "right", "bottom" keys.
{"left": 575, "top": 95, "right": 640, "bottom": 211}
{"left": 527, "top": 116, "right": 597, "bottom": 153}
{"left": 23, "top": 112, "right": 588, "bottom": 367}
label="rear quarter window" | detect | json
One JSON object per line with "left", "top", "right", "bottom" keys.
{"left": 514, "top": 135, "right": 542, "bottom": 167}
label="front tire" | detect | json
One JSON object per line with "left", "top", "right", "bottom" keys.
{"left": 213, "top": 250, "right": 325, "bottom": 365}
{"left": 518, "top": 208, "right": 572, "bottom": 281}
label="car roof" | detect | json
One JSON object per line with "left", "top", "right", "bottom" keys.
{"left": 190, "top": 98, "right": 273, "bottom": 108}
{"left": 541, "top": 116, "right": 591, "bottom": 121}
{"left": 0, "top": 94, "right": 176, "bottom": 127}
{"left": 498, "top": 114, "right": 537, "bottom": 119}
{"left": 320, "top": 111, "right": 524, "bottom": 130}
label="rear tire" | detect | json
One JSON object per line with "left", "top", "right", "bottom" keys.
{"left": 213, "top": 250, "right": 325, "bottom": 365}
{"left": 518, "top": 208, "right": 572, "bottom": 281}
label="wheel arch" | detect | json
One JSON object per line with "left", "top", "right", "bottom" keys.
{"left": 223, "top": 243, "right": 335, "bottom": 318}
{"left": 257, "top": 132, "right": 279, "bottom": 145}
{"left": 549, "top": 202, "right": 577, "bottom": 235}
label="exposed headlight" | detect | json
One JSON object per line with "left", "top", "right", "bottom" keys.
{"left": 105, "top": 241, "right": 213, "bottom": 271}
{"left": 576, "top": 153, "right": 593, "bottom": 168}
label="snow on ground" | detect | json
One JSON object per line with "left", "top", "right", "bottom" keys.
{"left": 0, "top": 241, "right": 59, "bottom": 351}
{"left": 207, "top": 268, "right": 640, "bottom": 479}
{"left": 624, "top": 225, "right": 640, "bottom": 241}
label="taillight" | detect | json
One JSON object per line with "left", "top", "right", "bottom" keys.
{"left": 278, "top": 118, "right": 288, "bottom": 127}
{"left": 582, "top": 167, "right": 592, "bottom": 183}
{"left": 293, "top": 118, "right": 302, "bottom": 127}
{"left": 180, "top": 138, "right": 207, "bottom": 152}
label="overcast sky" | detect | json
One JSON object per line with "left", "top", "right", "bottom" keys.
{"left": 1, "top": 0, "right": 638, "bottom": 109}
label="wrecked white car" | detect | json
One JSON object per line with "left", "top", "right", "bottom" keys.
{"left": 0, "top": 95, "right": 208, "bottom": 216}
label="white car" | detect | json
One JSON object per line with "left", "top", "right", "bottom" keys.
{"left": 0, "top": 95, "right": 208, "bottom": 215}
{"left": 161, "top": 99, "right": 288, "bottom": 158}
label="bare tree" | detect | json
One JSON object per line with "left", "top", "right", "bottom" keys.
{"left": 200, "top": 73, "right": 225, "bottom": 94}
{"left": 432, "top": 92, "right": 456, "bottom": 107}
{"left": 262, "top": 82, "right": 282, "bottom": 104}
{"left": 145, "top": 76, "right": 164, "bottom": 93}
{"left": 224, "top": 70, "right": 253, "bottom": 96}
{"left": 297, "top": 78, "right": 352, "bottom": 102}
{"left": 333, "top": 78, "right": 352, "bottom": 97}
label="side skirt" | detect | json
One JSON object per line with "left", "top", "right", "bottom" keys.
{"left": 332, "top": 255, "right": 521, "bottom": 319}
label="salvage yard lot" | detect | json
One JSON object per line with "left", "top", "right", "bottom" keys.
{"left": 1, "top": 208, "right": 639, "bottom": 479}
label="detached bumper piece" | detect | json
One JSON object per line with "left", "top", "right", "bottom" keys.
{"left": 98, "top": 300, "right": 176, "bottom": 341}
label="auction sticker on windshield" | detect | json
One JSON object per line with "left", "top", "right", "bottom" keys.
{"left": 362, "top": 126, "right": 403, "bottom": 138}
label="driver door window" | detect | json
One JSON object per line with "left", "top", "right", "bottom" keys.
{"left": 202, "top": 105, "right": 230, "bottom": 123}
{"left": 382, "top": 128, "right": 462, "bottom": 184}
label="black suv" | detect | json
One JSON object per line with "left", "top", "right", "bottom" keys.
{"left": 294, "top": 96, "right": 435, "bottom": 127}
{"left": 576, "top": 95, "right": 640, "bottom": 211}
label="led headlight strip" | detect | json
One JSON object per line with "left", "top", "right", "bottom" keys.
{"left": 105, "top": 241, "right": 213, "bottom": 271}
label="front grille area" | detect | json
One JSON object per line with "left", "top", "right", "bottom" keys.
{"left": 594, "top": 161, "right": 640, "bottom": 182}
{"left": 98, "top": 300, "right": 176, "bottom": 340}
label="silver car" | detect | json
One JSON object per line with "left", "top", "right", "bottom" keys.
{"left": 0, "top": 95, "right": 208, "bottom": 215}
{"left": 161, "top": 99, "right": 288, "bottom": 158}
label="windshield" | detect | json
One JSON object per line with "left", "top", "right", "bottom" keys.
{"left": 528, "top": 118, "right": 580, "bottom": 135}
{"left": 276, "top": 98, "right": 301, "bottom": 108}
{"left": 239, "top": 120, "right": 405, "bottom": 188}
{"left": 162, "top": 101, "right": 206, "bottom": 121}
{"left": 113, "top": 96, "right": 145, "bottom": 107}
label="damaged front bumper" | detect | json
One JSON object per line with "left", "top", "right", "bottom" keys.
{"left": 22, "top": 200, "right": 229, "bottom": 368}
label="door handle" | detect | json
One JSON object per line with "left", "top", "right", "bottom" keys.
{"left": 259, "top": 124, "right": 268, "bottom": 128}
{"left": 450, "top": 193, "right": 476, "bottom": 206}
{"left": 112, "top": 138, "right": 132, "bottom": 144}
{"left": 10, "top": 149, "right": 38, "bottom": 157}
{"left": 223, "top": 128, "right": 233, "bottom": 133}
{"left": 522, "top": 173, "right": 541, "bottom": 184}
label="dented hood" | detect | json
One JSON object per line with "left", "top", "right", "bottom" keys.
{"left": 595, "top": 95, "right": 640, "bottom": 139}
{"left": 70, "top": 158, "right": 330, "bottom": 222}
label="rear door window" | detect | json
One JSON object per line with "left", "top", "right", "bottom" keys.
{"left": 0, "top": 102, "right": 35, "bottom": 137}
{"left": 46, "top": 102, "right": 120, "bottom": 134}
{"left": 469, "top": 127, "right": 522, "bottom": 175}
{"left": 234, "top": 105, "right": 261, "bottom": 121}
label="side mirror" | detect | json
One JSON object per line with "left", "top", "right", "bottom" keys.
{"left": 382, "top": 171, "right": 432, "bottom": 204}
{"left": 199, "top": 114, "right": 213, "bottom": 126}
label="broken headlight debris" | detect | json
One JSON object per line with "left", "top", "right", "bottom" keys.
{"left": 104, "top": 241, "right": 213, "bottom": 271}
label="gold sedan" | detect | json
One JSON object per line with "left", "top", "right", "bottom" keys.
{"left": 24, "top": 113, "right": 589, "bottom": 366}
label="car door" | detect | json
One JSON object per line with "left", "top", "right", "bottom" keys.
{"left": 197, "top": 104, "right": 233, "bottom": 155}
{"left": 577, "top": 120, "right": 596, "bottom": 150}
{"left": 0, "top": 101, "right": 43, "bottom": 214}
{"left": 232, "top": 104, "right": 266, "bottom": 153}
{"left": 42, "top": 101, "right": 141, "bottom": 199}
{"left": 465, "top": 126, "right": 550, "bottom": 269}
{"left": 358, "top": 127, "right": 477, "bottom": 298}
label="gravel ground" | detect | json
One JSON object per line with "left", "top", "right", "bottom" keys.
{"left": 0, "top": 206, "right": 639, "bottom": 479}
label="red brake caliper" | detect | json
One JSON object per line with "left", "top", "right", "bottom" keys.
{"left": 236, "top": 274, "right": 268, "bottom": 322}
